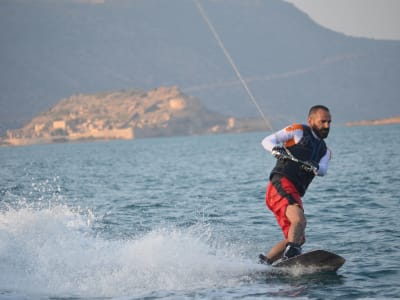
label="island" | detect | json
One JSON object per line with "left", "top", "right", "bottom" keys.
{"left": 1, "top": 86, "right": 268, "bottom": 146}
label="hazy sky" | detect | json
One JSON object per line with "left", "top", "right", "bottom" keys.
{"left": 284, "top": 0, "right": 400, "bottom": 40}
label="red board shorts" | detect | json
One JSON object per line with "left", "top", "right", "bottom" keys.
{"left": 266, "top": 175, "right": 304, "bottom": 240}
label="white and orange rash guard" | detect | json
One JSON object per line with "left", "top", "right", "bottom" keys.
{"left": 261, "top": 123, "right": 331, "bottom": 176}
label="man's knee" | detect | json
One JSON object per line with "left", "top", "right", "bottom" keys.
{"left": 286, "top": 205, "right": 306, "bottom": 225}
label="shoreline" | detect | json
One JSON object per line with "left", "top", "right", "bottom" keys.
{"left": 346, "top": 116, "right": 400, "bottom": 127}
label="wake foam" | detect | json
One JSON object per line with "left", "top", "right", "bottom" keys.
{"left": 0, "top": 203, "right": 264, "bottom": 298}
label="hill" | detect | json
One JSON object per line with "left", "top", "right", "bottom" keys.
{"left": 1, "top": 86, "right": 266, "bottom": 146}
{"left": 0, "top": 0, "right": 399, "bottom": 133}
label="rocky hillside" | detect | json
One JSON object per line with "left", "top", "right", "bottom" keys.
{"left": 1, "top": 86, "right": 267, "bottom": 146}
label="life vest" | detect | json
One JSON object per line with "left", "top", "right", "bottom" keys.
{"left": 270, "top": 125, "right": 327, "bottom": 196}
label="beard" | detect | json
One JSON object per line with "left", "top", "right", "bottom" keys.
{"left": 312, "top": 125, "right": 329, "bottom": 139}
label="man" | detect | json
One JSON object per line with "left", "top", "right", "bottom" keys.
{"left": 259, "top": 105, "right": 332, "bottom": 265}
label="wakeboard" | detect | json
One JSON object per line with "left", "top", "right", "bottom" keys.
{"left": 273, "top": 249, "right": 345, "bottom": 272}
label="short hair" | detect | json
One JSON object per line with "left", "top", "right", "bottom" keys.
{"left": 308, "top": 105, "right": 330, "bottom": 117}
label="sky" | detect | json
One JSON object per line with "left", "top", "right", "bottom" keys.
{"left": 284, "top": 0, "right": 400, "bottom": 40}
{"left": 77, "top": 0, "right": 400, "bottom": 40}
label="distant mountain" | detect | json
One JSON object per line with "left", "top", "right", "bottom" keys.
{"left": 1, "top": 86, "right": 266, "bottom": 146}
{"left": 0, "top": 0, "right": 399, "bottom": 134}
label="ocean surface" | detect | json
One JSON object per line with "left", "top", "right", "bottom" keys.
{"left": 1, "top": 124, "right": 399, "bottom": 300}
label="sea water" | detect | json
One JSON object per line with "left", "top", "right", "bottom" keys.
{"left": 0, "top": 124, "right": 399, "bottom": 299}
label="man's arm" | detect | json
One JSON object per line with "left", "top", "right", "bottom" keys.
{"left": 261, "top": 124, "right": 304, "bottom": 152}
{"left": 317, "top": 148, "right": 331, "bottom": 176}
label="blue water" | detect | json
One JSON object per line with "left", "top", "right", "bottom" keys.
{"left": 1, "top": 125, "right": 399, "bottom": 299}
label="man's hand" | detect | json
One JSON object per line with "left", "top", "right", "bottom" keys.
{"left": 301, "top": 161, "right": 319, "bottom": 175}
{"left": 271, "top": 146, "right": 287, "bottom": 160}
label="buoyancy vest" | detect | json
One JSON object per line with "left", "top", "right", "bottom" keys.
{"left": 270, "top": 125, "right": 327, "bottom": 196}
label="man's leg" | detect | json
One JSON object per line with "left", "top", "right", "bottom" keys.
{"left": 265, "top": 239, "right": 288, "bottom": 262}
{"left": 261, "top": 204, "right": 306, "bottom": 264}
{"left": 285, "top": 204, "right": 306, "bottom": 245}
{"left": 282, "top": 204, "right": 306, "bottom": 259}
{"left": 261, "top": 177, "right": 305, "bottom": 264}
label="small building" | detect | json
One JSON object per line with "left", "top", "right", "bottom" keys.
{"left": 53, "top": 120, "right": 66, "bottom": 130}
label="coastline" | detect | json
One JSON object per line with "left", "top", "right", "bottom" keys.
{"left": 346, "top": 116, "right": 400, "bottom": 127}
